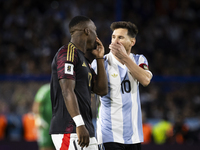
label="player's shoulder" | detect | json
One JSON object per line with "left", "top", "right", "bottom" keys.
{"left": 130, "top": 53, "right": 147, "bottom": 61}
{"left": 104, "top": 53, "right": 110, "bottom": 59}
{"left": 58, "top": 43, "right": 77, "bottom": 54}
{"left": 38, "top": 84, "right": 50, "bottom": 93}
{"left": 104, "top": 52, "right": 113, "bottom": 62}
{"left": 57, "top": 43, "right": 78, "bottom": 62}
{"left": 56, "top": 45, "right": 67, "bottom": 59}
{"left": 130, "top": 53, "right": 144, "bottom": 57}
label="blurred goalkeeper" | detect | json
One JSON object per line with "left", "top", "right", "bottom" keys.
{"left": 33, "top": 83, "right": 55, "bottom": 150}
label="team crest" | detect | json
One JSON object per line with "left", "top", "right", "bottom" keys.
{"left": 65, "top": 63, "right": 73, "bottom": 75}
{"left": 67, "top": 66, "right": 71, "bottom": 71}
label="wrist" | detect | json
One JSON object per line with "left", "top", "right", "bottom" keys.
{"left": 121, "top": 55, "right": 129, "bottom": 64}
{"left": 73, "top": 115, "right": 85, "bottom": 127}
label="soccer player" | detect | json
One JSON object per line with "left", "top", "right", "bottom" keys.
{"left": 49, "top": 16, "right": 108, "bottom": 150}
{"left": 33, "top": 83, "right": 55, "bottom": 150}
{"left": 92, "top": 21, "right": 153, "bottom": 150}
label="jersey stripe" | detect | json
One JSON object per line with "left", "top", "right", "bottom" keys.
{"left": 110, "top": 65, "right": 124, "bottom": 143}
{"left": 119, "top": 66, "right": 134, "bottom": 144}
{"left": 130, "top": 53, "right": 144, "bottom": 142}
{"left": 72, "top": 46, "right": 74, "bottom": 62}
{"left": 100, "top": 67, "right": 114, "bottom": 143}
{"left": 67, "top": 43, "right": 75, "bottom": 62}
{"left": 67, "top": 44, "right": 70, "bottom": 61}
{"left": 109, "top": 63, "right": 123, "bottom": 143}
{"left": 69, "top": 44, "right": 73, "bottom": 61}
{"left": 60, "top": 134, "right": 70, "bottom": 150}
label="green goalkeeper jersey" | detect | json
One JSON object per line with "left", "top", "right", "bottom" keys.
{"left": 34, "top": 83, "right": 52, "bottom": 129}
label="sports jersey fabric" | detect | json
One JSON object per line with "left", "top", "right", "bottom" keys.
{"left": 91, "top": 52, "right": 152, "bottom": 144}
{"left": 35, "top": 84, "right": 52, "bottom": 127}
{"left": 34, "top": 83, "right": 54, "bottom": 147}
{"left": 50, "top": 42, "right": 97, "bottom": 137}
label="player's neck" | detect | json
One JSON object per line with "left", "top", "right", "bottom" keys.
{"left": 85, "top": 51, "right": 95, "bottom": 63}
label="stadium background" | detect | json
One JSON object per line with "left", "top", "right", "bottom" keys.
{"left": 0, "top": 0, "right": 200, "bottom": 149}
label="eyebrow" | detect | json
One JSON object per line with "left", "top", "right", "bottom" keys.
{"left": 112, "top": 34, "right": 124, "bottom": 38}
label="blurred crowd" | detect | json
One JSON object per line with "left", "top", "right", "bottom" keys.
{"left": 0, "top": 0, "right": 200, "bottom": 75}
{"left": 0, "top": 0, "right": 200, "bottom": 144}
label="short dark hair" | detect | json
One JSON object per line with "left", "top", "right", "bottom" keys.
{"left": 69, "top": 15, "right": 90, "bottom": 30}
{"left": 110, "top": 21, "right": 138, "bottom": 38}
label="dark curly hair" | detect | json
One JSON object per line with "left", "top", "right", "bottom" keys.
{"left": 110, "top": 21, "right": 138, "bottom": 38}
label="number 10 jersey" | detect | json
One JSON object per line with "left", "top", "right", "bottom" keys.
{"left": 91, "top": 52, "right": 152, "bottom": 144}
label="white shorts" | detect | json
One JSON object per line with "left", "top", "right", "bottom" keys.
{"left": 51, "top": 133, "right": 98, "bottom": 150}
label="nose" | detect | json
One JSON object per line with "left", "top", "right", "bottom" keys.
{"left": 112, "top": 37, "right": 118, "bottom": 43}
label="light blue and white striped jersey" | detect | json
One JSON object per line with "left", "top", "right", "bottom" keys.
{"left": 91, "top": 52, "right": 152, "bottom": 144}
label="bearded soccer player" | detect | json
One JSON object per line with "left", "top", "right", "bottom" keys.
{"left": 49, "top": 16, "right": 108, "bottom": 150}
{"left": 92, "top": 21, "right": 152, "bottom": 150}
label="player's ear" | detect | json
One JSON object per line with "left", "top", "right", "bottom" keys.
{"left": 84, "top": 28, "right": 90, "bottom": 35}
{"left": 131, "top": 38, "right": 136, "bottom": 46}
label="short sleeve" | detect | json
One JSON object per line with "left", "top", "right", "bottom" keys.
{"left": 138, "top": 55, "right": 153, "bottom": 76}
{"left": 57, "top": 44, "right": 78, "bottom": 80}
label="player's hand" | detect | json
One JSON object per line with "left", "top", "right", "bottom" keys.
{"left": 109, "top": 42, "right": 128, "bottom": 62}
{"left": 76, "top": 125, "right": 90, "bottom": 148}
{"left": 35, "top": 114, "right": 48, "bottom": 129}
{"left": 92, "top": 37, "right": 105, "bottom": 59}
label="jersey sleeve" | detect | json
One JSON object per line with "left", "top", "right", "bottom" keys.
{"left": 57, "top": 44, "right": 78, "bottom": 80}
{"left": 138, "top": 55, "right": 153, "bottom": 76}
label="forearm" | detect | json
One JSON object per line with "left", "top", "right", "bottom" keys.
{"left": 93, "top": 59, "right": 108, "bottom": 96}
{"left": 62, "top": 89, "right": 81, "bottom": 118}
{"left": 60, "top": 80, "right": 89, "bottom": 147}
{"left": 123, "top": 56, "right": 152, "bottom": 86}
{"left": 59, "top": 79, "right": 81, "bottom": 118}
